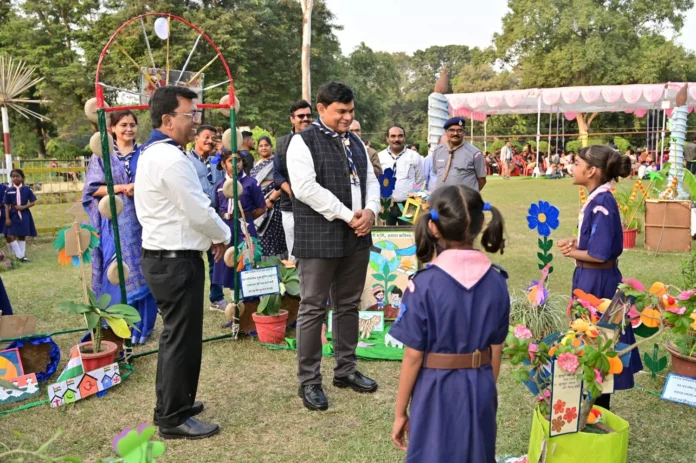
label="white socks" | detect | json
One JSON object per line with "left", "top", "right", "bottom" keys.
{"left": 7, "top": 241, "right": 25, "bottom": 259}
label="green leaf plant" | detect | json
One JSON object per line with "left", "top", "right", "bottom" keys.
{"left": 256, "top": 257, "right": 300, "bottom": 317}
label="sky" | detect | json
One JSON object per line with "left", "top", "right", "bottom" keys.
{"left": 324, "top": 0, "right": 696, "bottom": 56}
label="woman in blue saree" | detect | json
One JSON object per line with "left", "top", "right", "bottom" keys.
{"left": 82, "top": 110, "right": 157, "bottom": 345}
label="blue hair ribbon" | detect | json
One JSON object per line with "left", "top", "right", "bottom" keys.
{"left": 430, "top": 209, "right": 439, "bottom": 221}
{"left": 483, "top": 202, "right": 491, "bottom": 211}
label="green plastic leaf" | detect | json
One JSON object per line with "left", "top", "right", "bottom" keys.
{"left": 657, "top": 356, "right": 668, "bottom": 371}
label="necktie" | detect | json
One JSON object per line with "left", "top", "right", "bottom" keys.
{"left": 312, "top": 119, "right": 360, "bottom": 185}
{"left": 13, "top": 184, "right": 22, "bottom": 219}
{"left": 442, "top": 142, "right": 464, "bottom": 182}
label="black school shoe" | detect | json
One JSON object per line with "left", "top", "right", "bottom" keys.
{"left": 153, "top": 401, "right": 204, "bottom": 426}
{"left": 298, "top": 384, "right": 329, "bottom": 411}
{"left": 158, "top": 417, "right": 220, "bottom": 440}
{"left": 333, "top": 371, "right": 378, "bottom": 393}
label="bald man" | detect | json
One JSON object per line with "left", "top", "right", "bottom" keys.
{"left": 350, "top": 120, "right": 382, "bottom": 177}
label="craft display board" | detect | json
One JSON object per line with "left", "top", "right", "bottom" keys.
{"left": 327, "top": 311, "right": 385, "bottom": 334}
{"left": 48, "top": 363, "right": 121, "bottom": 408}
{"left": 0, "top": 314, "right": 36, "bottom": 338}
{"left": 661, "top": 373, "right": 696, "bottom": 408}
{"left": 549, "top": 360, "right": 583, "bottom": 437}
{"left": 360, "top": 229, "right": 417, "bottom": 317}
{"left": 239, "top": 266, "right": 281, "bottom": 298}
{"left": 0, "top": 347, "right": 24, "bottom": 380}
{"left": 0, "top": 373, "right": 39, "bottom": 405}
{"left": 645, "top": 200, "right": 692, "bottom": 252}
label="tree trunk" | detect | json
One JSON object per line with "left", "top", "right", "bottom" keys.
{"left": 300, "top": 0, "right": 314, "bottom": 102}
{"left": 576, "top": 112, "right": 598, "bottom": 148}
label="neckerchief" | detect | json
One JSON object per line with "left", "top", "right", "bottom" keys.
{"left": 387, "top": 146, "right": 406, "bottom": 177}
{"left": 578, "top": 182, "right": 613, "bottom": 233}
{"left": 442, "top": 141, "right": 464, "bottom": 182}
{"left": 12, "top": 183, "right": 23, "bottom": 219}
{"left": 114, "top": 141, "right": 139, "bottom": 183}
{"left": 189, "top": 148, "right": 214, "bottom": 185}
{"left": 312, "top": 118, "right": 360, "bottom": 186}
{"left": 142, "top": 129, "right": 186, "bottom": 156}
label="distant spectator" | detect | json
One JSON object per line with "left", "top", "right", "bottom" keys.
{"left": 686, "top": 137, "right": 696, "bottom": 174}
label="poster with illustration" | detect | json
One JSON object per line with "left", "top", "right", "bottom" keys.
{"left": 360, "top": 229, "right": 417, "bottom": 319}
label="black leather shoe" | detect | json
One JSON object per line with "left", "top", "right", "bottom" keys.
{"left": 333, "top": 371, "right": 378, "bottom": 393}
{"left": 298, "top": 384, "right": 329, "bottom": 411}
{"left": 158, "top": 417, "right": 220, "bottom": 440}
{"left": 153, "top": 401, "right": 204, "bottom": 426}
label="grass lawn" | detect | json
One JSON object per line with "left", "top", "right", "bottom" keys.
{"left": 2, "top": 177, "right": 695, "bottom": 462}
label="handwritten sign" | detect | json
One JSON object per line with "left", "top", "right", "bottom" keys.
{"left": 549, "top": 360, "right": 583, "bottom": 437}
{"left": 661, "top": 373, "right": 696, "bottom": 408}
{"left": 239, "top": 266, "right": 281, "bottom": 298}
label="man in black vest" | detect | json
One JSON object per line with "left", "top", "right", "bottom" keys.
{"left": 274, "top": 99, "right": 312, "bottom": 262}
{"left": 287, "top": 82, "right": 380, "bottom": 411}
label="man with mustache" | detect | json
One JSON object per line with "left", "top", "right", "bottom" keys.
{"left": 189, "top": 124, "right": 226, "bottom": 313}
{"left": 377, "top": 125, "right": 424, "bottom": 225}
{"left": 431, "top": 117, "right": 487, "bottom": 192}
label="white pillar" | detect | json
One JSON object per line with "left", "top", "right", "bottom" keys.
{"left": 2, "top": 106, "right": 11, "bottom": 183}
{"left": 484, "top": 116, "right": 487, "bottom": 154}
{"left": 669, "top": 106, "right": 688, "bottom": 199}
{"left": 535, "top": 95, "right": 541, "bottom": 177}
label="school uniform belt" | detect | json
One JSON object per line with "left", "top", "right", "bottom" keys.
{"left": 424, "top": 348, "right": 491, "bottom": 369}
{"left": 142, "top": 249, "right": 203, "bottom": 259}
{"left": 575, "top": 259, "right": 616, "bottom": 270}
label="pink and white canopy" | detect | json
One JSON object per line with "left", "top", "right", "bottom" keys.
{"left": 446, "top": 82, "right": 696, "bottom": 122}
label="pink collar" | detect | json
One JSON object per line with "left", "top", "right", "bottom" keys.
{"left": 432, "top": 250, "right": 492, "bottom": 289}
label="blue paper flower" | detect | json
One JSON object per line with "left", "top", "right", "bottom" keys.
{"left": 527, "top": 201, "right": 560, "bottom": 237}
{"left": 378, "top": 168, "right": 396, "bottom": 198}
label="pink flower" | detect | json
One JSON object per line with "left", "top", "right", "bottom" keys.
{"left": 621, "top": 278, "right": 645, "bottom": 292}
{"left": 678, "top": 290, "right": 696, "bottom": 301}
{"left": 514, "top": 324, "right": 533, "bottom": 339}
{"left": 594, "top": 368, "right": 603, "bottom": 385}
{"left": 544, "top": 390, "right": 551, "bottom": 399}
{"left": 558, "top": 352, "right": 579, "bottom": 373}
{"left": 528, "top": 343, "right": 539, "bottom": 361}
{"left": 666, "top": 306, "right": 686, "bottom": 315}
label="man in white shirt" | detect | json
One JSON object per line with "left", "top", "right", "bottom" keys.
{"left": 287, "top": 82, "right": 380, "bottom": 411}
{"left": 377, "top": 125, "right": 424, "bottom": 225}
{"left": 500, "top": 140, "right": 513, "bottom": 179}
{"left": 135, "top": 86, "right": 230, "bottom": 440}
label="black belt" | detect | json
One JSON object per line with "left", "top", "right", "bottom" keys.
{"left": 142, "top": 249, "right": 202, "bottom": 259}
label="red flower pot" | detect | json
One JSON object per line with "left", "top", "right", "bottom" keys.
{"left": 252, "top": 310, "right": 288, "bottom": 345}
{"left": 77, "top": 340, "right": 118, "bottom": 373}
{"left": 666, "top": 342, "right": 696, "bottom": 379}
{"left": 622, "top": 228, "right": 637, "bottom": 249}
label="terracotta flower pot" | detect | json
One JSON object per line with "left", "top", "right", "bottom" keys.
{"left": 622, "top": 228, "right": 637, "bottom": 249}
{"left": 252, "top": 310, "right": 288, "bottom": 345}
{"left": 77, "top": 340, "right": 118, "bottom": 373}
{"left": 665, "top": 342, "right": 696, "bottom": 379}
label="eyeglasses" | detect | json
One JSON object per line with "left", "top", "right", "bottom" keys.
{"left": 170, "top": 110, "right": 202, "bottom": 123}
{"left": 447, "top": 129, "right": 464, "bottom": 135}
{"left": 293, "top": 113, "right": 312, "bottom": 120}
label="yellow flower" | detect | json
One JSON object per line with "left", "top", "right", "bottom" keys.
{"left": 649, "top": 282, "right": 668, "bottom": 297}
{"left": 690, "top": 312, "right": 696, "bottom": 331}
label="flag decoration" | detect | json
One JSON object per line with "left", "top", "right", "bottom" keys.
{"left": 56, "top": 347, "right": 84, "bottom": 382}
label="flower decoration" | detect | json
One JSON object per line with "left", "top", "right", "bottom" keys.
{"left": 551, "top": 416, "right": 566, "bottom": 433}
{"left": 563, "top": 407, "right": 578, "bottom": 423}
{"left": 678, "top": 289, "right": 696, "bottom": 301}
{"left": 553, "top": 399, "right": 566, "bottom": 415}
{"left": 527, "top": 201, "right": 560, "bottom": 237}
{"left": 528, "top": 343, "right": 539, "bottom": 362}
{"left": 526, "top": 265, "right": 550, "bottom": 307}
{"left": 513, "top": 324, "right": 533, "bottom": 339}
{"left": 621, "top": 277, "right": 645, "bottom": 292}
{"left": 379, "top": 168, "right": 397, "bottom": 199}
{"left": 557, "top": 352, "right": 579, "bottom": 373}
{"left": 53, "top": 224, "right": 100, "bottom": 266}
{"left": 666, "top": 306, "right": 686, "bottom": 315}
{"left": 594, "top": 368, "right": 603, "bottom": 386}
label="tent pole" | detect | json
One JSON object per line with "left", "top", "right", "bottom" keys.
{"left": 555, "top": 107, "right": 560, "bottom": 154}
{"left": 536, "top": 95, "right": 541, "bottom": 177}
{"left": 547, "top": 107, "right": 552, "bottom": 160}
{"left": 562, "top": 112, "right": 565, "bottom": 152}
{"left": 470, "top": 116, "right": 474, "bottom": 143}
{"left": 646, "top": 110, "right": 650, "bottom": 154}
{"left": 660, "top": 109, "right": 666, "bottom": 168}
{"left": 484, "top": 116, "right": 487, "bottom": 154}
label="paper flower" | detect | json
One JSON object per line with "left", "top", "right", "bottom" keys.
{"left": 648, "top": 282, "right": 668, "bottom": 297}
{"left": 527, "top": 201, "right": 560, "bottom": 237}
{"left": 378, "top": 168, "right": 397, "bottom": 198}
{"left": 678, "top": 289, "right": 696, "bottom": 301}
{"left": 528, "top": 343, "right": 539, "bottom": 362}
{"left": 551, "top": 416, "right": 566, "bottom": 433}
{"left": 666, "top": 306, "right": 686, "bottom": 315}
{"left": 553, "top": 399, "right": 566, "bottom": 415}
{"left": 558, "top": 352, "right": 579, "bottom": 373}
{"left": 513, "top": 324, "right": 533, "bottom": 339}
{"left": 536, "top": 390, "right": 551, "bottom": 402}
{"left": 563, "top": 407, "right": 578, "bottom": 423}
{"left": 621, "top": 277, "right": 645, "bottom": 292}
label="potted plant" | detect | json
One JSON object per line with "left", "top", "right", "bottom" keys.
{"left": 58, "top": 290, "right": 140, "bottom": 372}
{"left": 252, "top": 257, "right": 300, "bottom": 344}
{"left": 612, "top": 181, "right": 644, "bottom": 249}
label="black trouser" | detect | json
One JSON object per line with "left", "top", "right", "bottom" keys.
{"left": 385, "top": 201, "right": 405, "bottom": 226}
{"left": 142, "top": 254, "right": 205, "bottom": 428}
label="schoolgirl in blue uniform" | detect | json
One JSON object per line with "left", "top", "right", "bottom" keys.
{"left": 390, "top": 185, "right": 510, "bottom": 463}
{"left": 211, "top": 151, "right": 266, "bottom": 290}
{"left": 0, "top": 182, "right": 7, "bottom": 236}
{"left": 559, "top": 145, "right": 642, "bottom": 410}
{"left": 4, "top": 169, "right": 37, "bottom": 262}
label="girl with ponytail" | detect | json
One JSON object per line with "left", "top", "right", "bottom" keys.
{"left": 390, "top": 185, "right": 510, "bottom": 462}
{"left": 558, "top": 145, "right": 642, "bottom": 410}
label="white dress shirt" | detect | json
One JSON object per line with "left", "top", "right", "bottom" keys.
{"left": 135, "top": 139, "right": 231, "bottom": 251}
{"left": 286, "top": 133, "right": 380, "bottom": 224}
{"left": 377, "top": 147, "right": 424, "bottom": 202}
